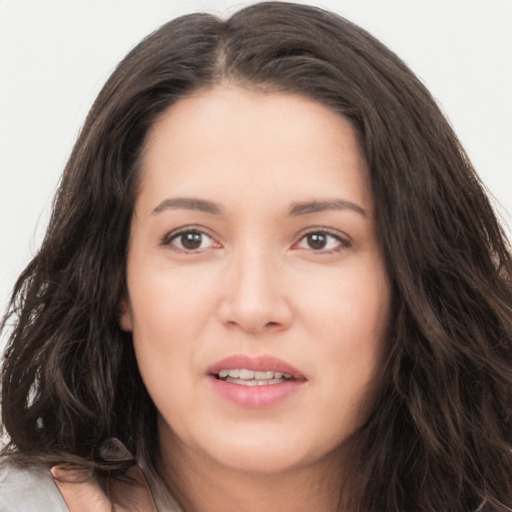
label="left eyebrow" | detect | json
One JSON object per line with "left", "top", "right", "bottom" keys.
{"left": 288, "top": 199, "right": 368, "bottom": 218}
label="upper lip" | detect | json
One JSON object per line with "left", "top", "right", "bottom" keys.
{"left": 208, "top": 355, "right": 306, "bottom": 380}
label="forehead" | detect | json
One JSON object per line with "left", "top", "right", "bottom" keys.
{"left": 138, "top": 85, "right": 372, "bottom": 214}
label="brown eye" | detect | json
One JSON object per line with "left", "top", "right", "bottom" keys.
{"left": 306, "top": 233, "right": 328, "bottom": 250}
{"left": 166, "top": 229, "right": 217, "bottom": 252}
{"left": 180, "top": 231, "right": 203, "bottom": 250}
{"left": 295, "top": 230, "right": 350, "bottom": 252}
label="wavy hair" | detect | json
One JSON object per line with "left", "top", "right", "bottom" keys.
{"left": 2, "top": 2, "right": 511, "bottom": 510}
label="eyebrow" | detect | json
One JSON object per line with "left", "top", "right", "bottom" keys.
{"left": 151, "top": 196, "right": 368, "bottom": 218}
{"left": 152, "top": 197, "right": 221, "bottom": 215}
{"left": 288, "top": 199, "right": 368, "bottom": 218}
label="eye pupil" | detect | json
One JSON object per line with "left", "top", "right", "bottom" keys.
{"left": 307, "top": 233, "right": 327, "bottom": 250}
{"left": 181, "top": 231, "right": 202, "bottom": 250}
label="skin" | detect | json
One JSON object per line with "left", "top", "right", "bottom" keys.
{"left": 118, "top": 85, "right": 391, "bottom": 512}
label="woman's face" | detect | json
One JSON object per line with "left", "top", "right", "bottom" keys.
{"left": 121, "top": 86, "right": 391, "bottom": 475}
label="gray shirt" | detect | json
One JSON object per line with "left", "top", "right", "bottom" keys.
{"left": 0, "top": 461, "right": 68, "bottom": 511}
{"left": 0, "top": 460, "right": 182, "bottom": 511}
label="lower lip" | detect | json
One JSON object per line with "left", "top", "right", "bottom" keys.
{"left": 209, "top": 376, "right": 306, "bottom": 408}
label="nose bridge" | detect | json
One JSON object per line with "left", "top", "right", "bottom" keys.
{"left": 218, "top": 237, "right": 291, "bottom": 332}
{"left": 233, "top": 242, "right": 276, "bottom": 300}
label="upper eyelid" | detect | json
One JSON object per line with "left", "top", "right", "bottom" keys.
{"left": 162, "top": 228, "right": 221, "bottom": 254}
{"left": 162, "top": 225, "right": 217, "bottom": 244}
{"left": 292, "top": 228, "right": 353, "bottom": 253}
{"left": 161, "top": 225, "right": 351, "bottom": 248}
{"left": 295, "top": 226, "right": 351, "bottom": 242}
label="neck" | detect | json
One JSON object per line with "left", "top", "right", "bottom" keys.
{"left": 156, "top": 421, "right": 351, "bottom": 512}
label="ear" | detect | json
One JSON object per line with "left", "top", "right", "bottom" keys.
{"left": 118, "top": 299, "right": 133, "bottom": 332}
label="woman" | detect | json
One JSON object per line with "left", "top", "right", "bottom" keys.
{"left": 1, "top": 2, "right": 511, "bottom": 511}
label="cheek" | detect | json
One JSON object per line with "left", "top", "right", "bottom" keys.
{"left": 299, "top": 256, "right": 390, "bottom": 341}
{"left": 126, "top": 260, "right": 224, "bottom": 416}
{"left": 127, "top": 274, "right": 208, "bottom": 434}
{"left": 301, "top": 258, "right": 390, "bottom": 410}
{"left": 128, "top": 260, "right": 217, "bottom": 340}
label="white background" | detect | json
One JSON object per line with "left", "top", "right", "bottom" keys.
{"left": 1, "top": 0, "right": 511, "bottom": 351}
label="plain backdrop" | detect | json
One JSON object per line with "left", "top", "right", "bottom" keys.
{"left": 1, "top": 0, "right": 511, "bottom": 352}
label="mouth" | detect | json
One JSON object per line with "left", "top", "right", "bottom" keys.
{"left": 214, "top": 368, "right": 296, "bottom": 386}
{"left": 208, "top": 354, "right": 305, "bottom": 382}
{"left": 207, "top": 355, "right": 306, "bottom": 408}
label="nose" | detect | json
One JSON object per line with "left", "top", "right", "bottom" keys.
{"left": 217, "top": 247, "right": 293, "bottom": 334}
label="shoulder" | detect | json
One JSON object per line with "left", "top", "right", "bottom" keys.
{"left": 0, "top": 459, "right": 69, "bottom": 511}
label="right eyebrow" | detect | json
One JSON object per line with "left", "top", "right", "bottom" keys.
{"left": 151, "top": 197, "right": 221, "bottom": 215}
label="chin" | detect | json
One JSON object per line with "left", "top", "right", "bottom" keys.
{"left": 210, "top": 441, "right": 307, "bottom": 475}
{"left": 191, "top": 420, "right": 351, "bottom": 476}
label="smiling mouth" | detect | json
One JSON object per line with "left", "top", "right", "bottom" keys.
{"left": 215, "top": 368, "right": 295, "bottom": 386}
{"left": 209, "top": 356, "right": 306, "bottom": 407}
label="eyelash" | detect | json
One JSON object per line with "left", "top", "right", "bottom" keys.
{"left": 162, "top": 227, "right": 219, "bottom": 253}
{"left": 293, "top": 228, "right": 352, "bottom": 253}
{"left": 162, "top": 227, "right": 351, "bottom": 254}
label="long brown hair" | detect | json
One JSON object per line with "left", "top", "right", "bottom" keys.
{"left": 2, "top": 2, "right": 511, "bottom": 510}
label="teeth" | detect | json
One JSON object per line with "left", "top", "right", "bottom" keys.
{"left": 225, "top": 378, "right": 289, "bottom": 386}
{"left": 239, "top": 369, "right": 255, "bottom": 379}
{"left": 254, "top": 371, "right": 273, "bottom": 380}
{"left": 216, "top": 368, "right": 294, "bottom": 384}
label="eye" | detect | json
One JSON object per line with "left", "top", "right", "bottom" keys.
{"left": 163, "top": 229, "right": 219, "bottom": 252}
{"left": 294, "top": 230, "right": 350, "bottom": 252}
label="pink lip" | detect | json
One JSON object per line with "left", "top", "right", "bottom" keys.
{"left": 207, "top": 355, "right": 307, "bottom": 409}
